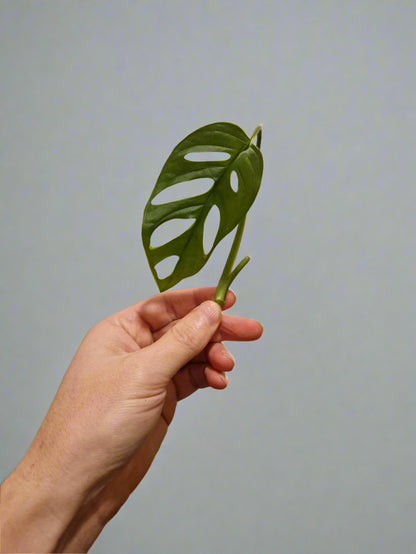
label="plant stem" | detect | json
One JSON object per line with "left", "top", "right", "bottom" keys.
{"left": 215, "top": 124, "right": 262, "bottom": 306}
{"left": 215, "top": 215, "right": 250, "bottom": 306}
{"left": 250, "top": 124, "right": 262, "bottom": 148}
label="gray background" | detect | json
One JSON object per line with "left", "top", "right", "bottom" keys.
{"left": 1, "top": 1, "right": 415, "bottom": 553}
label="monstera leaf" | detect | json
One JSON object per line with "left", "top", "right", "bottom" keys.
{"left": 142, "top": 121, "right": 263, "bottom": 304}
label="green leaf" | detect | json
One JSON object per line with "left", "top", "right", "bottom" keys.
{"left": 142, "top": 122, "right": 263, "bottom": 292}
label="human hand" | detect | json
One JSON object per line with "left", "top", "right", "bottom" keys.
{"left": 1, "top": 287, "right": 262, "bottom": 553}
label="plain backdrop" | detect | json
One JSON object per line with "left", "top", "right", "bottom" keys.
{"left": 1, "top": 2, "right": 415, "bottom": 553}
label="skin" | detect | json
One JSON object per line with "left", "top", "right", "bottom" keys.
{"left": 1, "top": 287, "right": 263, "bottom": 552}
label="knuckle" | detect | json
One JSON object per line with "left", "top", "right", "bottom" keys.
{"left": 171, "top": 319, "right": 200, "bottom": 352}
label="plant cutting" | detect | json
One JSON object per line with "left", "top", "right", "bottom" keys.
{"left": 142, "top": 121, "right": 264, "bottom": 306}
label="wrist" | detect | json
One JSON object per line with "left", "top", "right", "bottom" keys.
{"left": 1, "top": 469, "right": 66, "bottom": 552}
{"left": 1, "top": 457, "right": 104, "bottom": 553}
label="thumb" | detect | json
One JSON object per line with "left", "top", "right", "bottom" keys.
{"left": 139, "top": 300, "right": 222, "bottom": 385}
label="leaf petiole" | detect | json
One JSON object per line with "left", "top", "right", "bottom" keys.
{"left": 215, "top": 215, "right": 250, "bottom": 306}
{"left": 215, "top": 125, "right": 263, "bottom": 305}
{"left": 250, "top": 124, "right": 262, "bottom": 148}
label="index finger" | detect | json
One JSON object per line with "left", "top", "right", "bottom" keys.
{"left": 212, "top": 312, "right": 264, "bottom": 342}
{"left": 129, "top": 287, "right": 237, "bottom": 333}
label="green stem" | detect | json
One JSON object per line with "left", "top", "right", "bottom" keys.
{"left": 215, "top": 215, "right": 250, "bottom": 306}
{"left": 214, "top": 124, "right": 262, "bottom": 306}
{"left": 250, "top": 124, "right": 262, "bottom": 148}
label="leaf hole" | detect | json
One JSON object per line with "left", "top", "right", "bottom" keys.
{"left": 154, "top": 255, "right": 179, "bottom": 280}
{"left": 230, "top": 170, "right": 239, "bottom": 193}
{"left": 184, "top": 151, "right": 230, "bottom": 162}
{"left": 203, "top": 205, "right": 220, "bottom": 255}
{"left": 150, "top": 219, "right": 195, "bottom": 248}
{"left": 151, "top": 178, "right": 214, "bottom": 205}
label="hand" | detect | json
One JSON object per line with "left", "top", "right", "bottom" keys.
{"left": 1, "top": 287, "right": 263, "bottom": 553}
